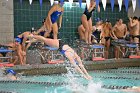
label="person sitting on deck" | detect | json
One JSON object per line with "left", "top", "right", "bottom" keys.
{"left": 92, "top": 18, "right": 104, "bottom": 44}
{"left": 28, "top": 34, "right": 92, "bottom": 80}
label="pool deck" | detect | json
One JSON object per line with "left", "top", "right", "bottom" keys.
{"left": 8, "top": 58, "right": 140, "bottom": 75}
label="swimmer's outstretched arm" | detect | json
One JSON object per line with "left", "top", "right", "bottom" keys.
{"left": 79, "top": 64, "right": 92, "bottom": 79}
{"left": 70, "top": 61, "right": 90, "bottom": 80}
{"left": 75, "top": 56, "right": 92, "bottom": 79}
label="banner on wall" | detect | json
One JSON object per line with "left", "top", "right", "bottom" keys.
{"left": 95, "top": 0, "right": 100, "bottom": 9}
{"left": 69, "top": 0, "right": 73, "bottom": 3}
{"left": 79, "top": 0, "right": 82, "bottom": 8}
{"left": 50, "top": 0, "right": 54, "bottom": 6}
{"left": 29, "top": 0, "right": 33, "bottom": 5}
{"left": 110, "top": 0, "right": 114, "bottom": 12}
{"left": 124, "top": 0, "right": 129, "bottom": 12}
{"left": 86, "top": 0, "right": 90, "bottom": 9}
{"left": 132, "top": 0, "right": 136, "bottom": 12}
{"left": 118, "top": 0, "right": 123, "bottom": 11}
{"left": 101, "top": 0, "right": 106, "bottom": 11}
{"left": 69, "top": 0, "right": 73, "bottom": 8}
{"left": 39, "top": 0, "right": 42, "bottom": 7}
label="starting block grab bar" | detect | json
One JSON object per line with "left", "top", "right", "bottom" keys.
{"left": 112, "top": 39, "right": 140, "bottom": 58}
{"left": 37, "top": 46, "right": 64, "bottom": 64}
{"left": 0, "top": 49, "right": 13, "bottom": 60}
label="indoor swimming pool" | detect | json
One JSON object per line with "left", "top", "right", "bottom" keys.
{"left": 0, "top": 67, "right": 139, "bottom": 93}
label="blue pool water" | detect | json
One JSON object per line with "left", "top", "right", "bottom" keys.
{"left": 0, "top": 67, "right": 139, "bottom": 93}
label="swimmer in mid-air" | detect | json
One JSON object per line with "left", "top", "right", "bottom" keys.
{"left": 28, "top": 34, "right": 92, "bottom": 80}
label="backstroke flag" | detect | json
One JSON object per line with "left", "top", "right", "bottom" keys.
{"left": 95, "top": 0, "right": 100, "bottom": 9}
{"left": 50, "top": 0, "right": 54, "bottom": 6}
{"left": 110, "top": 0, "right": 114, "bottom": 12}
{"left": 39, "top": 0, "right": 42, "bottom": 7}
{"left": 124, "top": 0, "right": 129, "bottom": 12}
{"left": 29, "top": 0, "right": 33, "bottom": 5}
{"left": 79, "top": 0, "right": 82, "bottom": 8}
{"left": 20, "top": 0, "right": 22, "bottom": 4}
{"left": 139, "top": 0, "right": 140, "bottom": 8}
{"left": 101, "top": 0, "right": 106, "bottom": 11}
{"left": 118, "top": 0, "right": 123, "bottom": 11}
{"left": 132, "top": 0, "right": 136, "bottom": 12}
{"left": 60, "top": 0, "right": 64, "bottom": 5}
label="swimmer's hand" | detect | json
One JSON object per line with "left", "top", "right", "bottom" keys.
{"left": 59, "top": 25, "right": 61, "bottom": 29}
{"left": 83, "top": 75, "right": 92, "bottom": 80}
{"left": 129, "top": 17, "right": 132, "bottom": 21}
{"left": 87, "top": 75, "right": 92, "bottom": 80}
{"left": 28, "top": 34, "right": 34, "bottom": 39}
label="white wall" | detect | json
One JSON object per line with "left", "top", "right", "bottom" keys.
{"left": 128, "top": 2, "right": 140, "bottom": 17}
{"left": 0, "top": 0, "right": 14, "bottom": 44}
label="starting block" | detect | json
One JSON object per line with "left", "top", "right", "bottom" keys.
{"left": 92, "top": 57, "right": 105, "bottom": 61}
{"left": 129, "top": 55, "right": 140, "bottom": 59}
{"left": 125, "top": 43, "right": 139, "bottom": 58}
{"left": 91, "top": 45, "right": 105, "bottom": 61}
{"left": 39, "top": 46, "right": 64, "bottom": 64}
{"left": 48, "top": 59, "right": 64, "bottom": 64}
{"left": 0, "top": 48, "right": 13, "bottom": 63}
{"left": 0, "top": 63, "right": 14, "bottom": 67}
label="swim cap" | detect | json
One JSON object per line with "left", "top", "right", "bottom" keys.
{"left": 15, "top": 37, "right": 21, "bottom": 43}
{"left": 95, "top": 18, "right": 102, "bottom": 22}
{"left": 6, "top": 69, "right": 16, "bottom": 75}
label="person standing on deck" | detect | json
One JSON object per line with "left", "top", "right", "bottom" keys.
{"left": 129, "top": 16, "right": 140, "bottom": 55}
{"left": 111, "top": 19, "right": 127, "bottom": 59}
{"left": 81, "top": 0, "right": 100, "bottom": 44}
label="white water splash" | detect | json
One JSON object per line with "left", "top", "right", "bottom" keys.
{"left": 86, "top": 81, "right": 102, "bottom": 93}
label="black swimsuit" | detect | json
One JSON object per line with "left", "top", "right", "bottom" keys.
{"left": 39, "top": 31, "right": 46, "bottom": 36}
{"left": 83, "top": 6, "right": 95, "bottom": 21}
{"left": 105, "top": 37, "right": 110, "bottom": 41}
{"left": 92, "top": 29, "right": 101, "bottom": 43}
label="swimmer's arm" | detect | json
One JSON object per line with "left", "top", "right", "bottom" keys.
{"left": 130, "top": 20, "right": 137, "bottom": 27}
{"left": 36, "top": 26, "right": 44, "bottom": 35}
{"left": 88, "top": 2, "right": 96, "bottom": 12}
{"left": 59, "top": 8, "right": 64, "bottom": 29}
{"left": 97, "top": 5, "right": 100, "bottom": 12}
{"left": 100, "top": 28, "right": 104, "bottom": 43}
{"left": 124, "top": 25, "right": 127, "bottom": 38}
{"left": 111, "top": 27, "right": 117, "bottom": 39}
{"left": 73, "top": 63, "right": 89, "bottom": 79}
{"left": 22, "top": 37, "right": 28, "bottom": 51}
{"left": 47, "top": 4, "right": 58, "bottom": 24}
{"left": 92, "top": 26, "right": 96, "bottom": 32}
{"left": 100, "top": 28, "right": 104, "bottom": 39}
